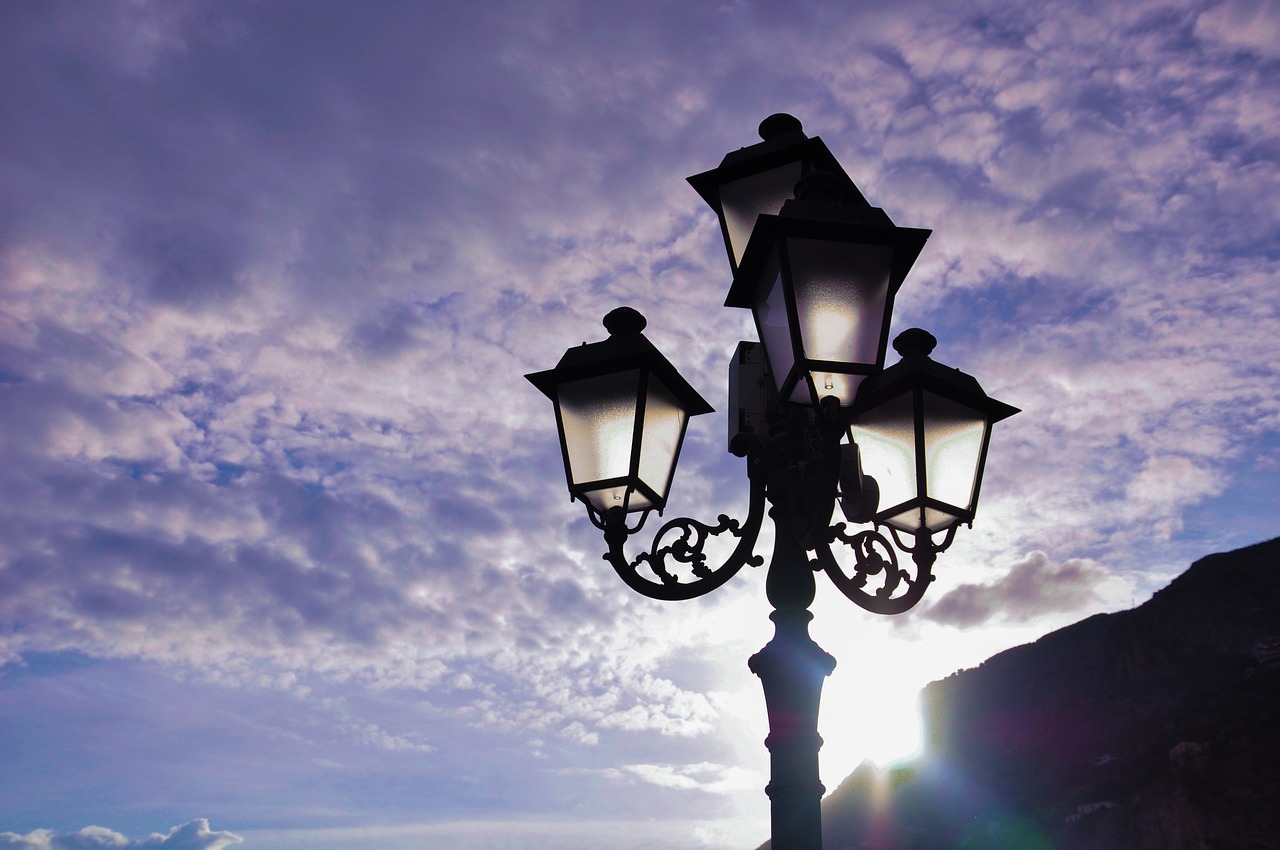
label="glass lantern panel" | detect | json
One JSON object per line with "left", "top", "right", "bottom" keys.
{"left": 638, "top": 376, "right": 689, "bottom": 505}
{"left": 923, "top": 506, "right": 963, "bottom": 533}
{"left": 720, "top": 163, "right": 804, "bottom": 267}
{"left": 557, "top": 370, "right": 641, "bottom": 490}
{"left": 922, "top": 391, "right": 987, "bottom": 513}
{"left": 850, "top": 392, "right": 918, "bottom": 518}
{"left": 882, "top": 507, "right": 924, "bottom": 533}
{"left": 787, "top": 237, "right": 893, "bottom": 373}
{"left": 753, "top": 251, "right": 800, "bottom": 402}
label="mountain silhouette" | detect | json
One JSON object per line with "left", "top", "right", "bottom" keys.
{"left": 758, "top": 536, "right": 1280, "bottom": 849}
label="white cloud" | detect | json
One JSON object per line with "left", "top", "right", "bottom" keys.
{"left": 619, "top": 762, "right": 760, "bottom": 794}
{"left": 0, "top": 821, "right": 242, "bottom": 850}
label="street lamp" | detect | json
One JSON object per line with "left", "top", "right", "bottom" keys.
{"left": 527, "top": 115, "right": 1019, "bottom": 850}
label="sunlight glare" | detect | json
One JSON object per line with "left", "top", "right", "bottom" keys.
{"left": 819, "top": 660, "right": 924, "bottom": 772}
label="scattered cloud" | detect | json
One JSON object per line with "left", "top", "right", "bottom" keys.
{"left": 618, "top": 762, "right": 760, "bottom": 795}
{"left": 917, "top": 551, "right": 1109, "bottom": 629}
{"left": 0, "top": 821, "right": 242, "bottom": 850}
{"left": 1, "top": 0, "right": 1277, "bottom": 845}
{"left": 573, "top": 762, "right": 760, "bottom": 795}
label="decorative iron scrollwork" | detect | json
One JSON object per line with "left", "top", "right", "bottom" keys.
{"left": 589, "top": 388, "right": 961, "bottom": 612}
{"left": 635, "top": 513, "right": 761, "bottom": 583}
{"left": 601, "top": 458, "right": 768, "bottom": 601}
{"left": 816, "top": 524, "right": 935, "bottom": 615}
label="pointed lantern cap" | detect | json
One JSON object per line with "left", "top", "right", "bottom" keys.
{"left": 687, "top": 114, "right": 868, "bottom": 276}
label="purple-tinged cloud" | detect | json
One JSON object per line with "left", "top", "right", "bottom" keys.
{"left": 918, "top": 551, "right": 1108, "bottom": 629}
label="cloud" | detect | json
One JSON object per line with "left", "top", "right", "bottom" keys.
{"left": 1195, "top": 0, "right": 1280, "bottom": 58}
{"left": 618, "top": 762, "right": 759, "bottom": 795}
{"left": 0, "top": 821, "right": 242, "bottom": 850}
{"left": 917, "top": 551, "right": 1109, "bottom": 629}
{"left": 574, "top": 762, "right": 759, "bottom": 795}
{"left": 1, "top": 0, "right": 1278, "bottom": 840}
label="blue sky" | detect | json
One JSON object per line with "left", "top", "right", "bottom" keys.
{"left": 1, "top": 1, "right": 1277, "bottom": 848}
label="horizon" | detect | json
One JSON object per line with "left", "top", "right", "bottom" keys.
{"left": 2, "top": 2, "right": 1278, "bottom": 849}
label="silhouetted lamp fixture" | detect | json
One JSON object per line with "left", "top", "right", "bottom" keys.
{"left": 527, "top": 115, "right": 1019, "bottom": 850}
{"left": 688, "top": 112, "right": 868, "bottom": 275}
{"left": 851, "top": 328, "right": 1019, "bottom": 543}
{"left": 526, "top": 306, "right": 713, "bottom": 520}
{"left": 725, "top": 170, "right": 931, "bottom": 408}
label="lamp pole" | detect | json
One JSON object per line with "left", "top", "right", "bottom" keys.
{"left": 528, "top": 116, "right": 1018, "bottom": 850}
{"left": 752, "top": 506, "right": 835, "bottom": 850}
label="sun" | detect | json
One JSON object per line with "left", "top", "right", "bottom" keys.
{"left": 809, "top": 603, "right": 930, "bottom": 775}
{"left": 819, "top": 656, "right": 925, "bottom": 773}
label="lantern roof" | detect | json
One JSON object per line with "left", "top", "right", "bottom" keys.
{"left": 852, "top": 329, "right": 1020, "bottom": 422}
{"left": 687, "top": 114, "right": 869, "bottom": 212}
{"left": 526, "top": 307, "right": 714, "bottom": 416}
{"left": 724, "top": 196, "right": 931, "bottom": 310}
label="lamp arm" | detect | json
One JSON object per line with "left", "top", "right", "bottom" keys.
{"left": 601, "top": 456, "right": 767, "bottom": 601}
{"left": 814, "top": 524, "right": 948, "bottom": 615}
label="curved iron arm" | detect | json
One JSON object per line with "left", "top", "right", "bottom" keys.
{"left": 601, "top": 454, "right": 767, "bottom": 601}
{"left": 814, "top": 524, "right": 956, "bottom": 615}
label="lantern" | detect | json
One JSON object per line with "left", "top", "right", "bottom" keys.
{"left": 525, "top": 308, "right": 712, "bottom": 517}
{"left": 724, "top": 175, "right": 931, "bottom": 408}
{"left": 850, "top": 329, "right": 1019, "bottom": 534}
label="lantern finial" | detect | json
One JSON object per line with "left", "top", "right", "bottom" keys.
{"left": 758, "top": 113, "right": 803, "bottom": 140}
{"left": 893, "top": 328, "right": 937, "bottom": 358}
{"left": 603, "top": 306, "right": 647, "bottom": 335}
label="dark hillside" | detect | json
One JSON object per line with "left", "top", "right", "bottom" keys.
{"left": 759, "top": 537, "right": 1280, "bottom": 850}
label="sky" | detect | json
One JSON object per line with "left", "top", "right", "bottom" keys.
{"left": 1, "top": 0, "right": 1277, "bottom": 848}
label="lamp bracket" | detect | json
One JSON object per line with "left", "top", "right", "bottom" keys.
{"left": 814, "top": 525, "right": 937, "bottom": 615}
{"left": 586, "top": 503, "right": 652, "bottom": 534}
{"left": 600, "top": 455, "right": 767, "bottom": 601}
{"left": 887, "top": 523, "right": 959, "bottom": 558}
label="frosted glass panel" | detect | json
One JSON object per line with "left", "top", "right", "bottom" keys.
{"left": 753, "top": 254, "right": 798, "bottom": 401}
{"left": 557, "top": 371, "right": 640, "bottom": 489}
{"left": 788, "top": 237, "right": 892, "bottom": 367}
{"left": 923, "top": 507, "right": 961, "bottom": 533}
{"left": 922, "top": 391, "right": 986, "bottom": 512}
{"left": 883, "top": 507, "right": 925, "bottom": 533}
{"left": 720, "top": 164, "right": 803, "bottom": 266}
{"left": 850, "top": 393, "right": 918, "bottom": 523}
{"left": 638, "top": 377, "right": 688, "bottom": 503}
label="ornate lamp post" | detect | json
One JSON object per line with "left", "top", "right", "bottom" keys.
{"left": 527, "top": 115, "right": 1018, "bottom": 850}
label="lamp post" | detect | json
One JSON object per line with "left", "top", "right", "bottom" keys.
{"left": 527, "top": 115, "right": 1018, "bottom": 850}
